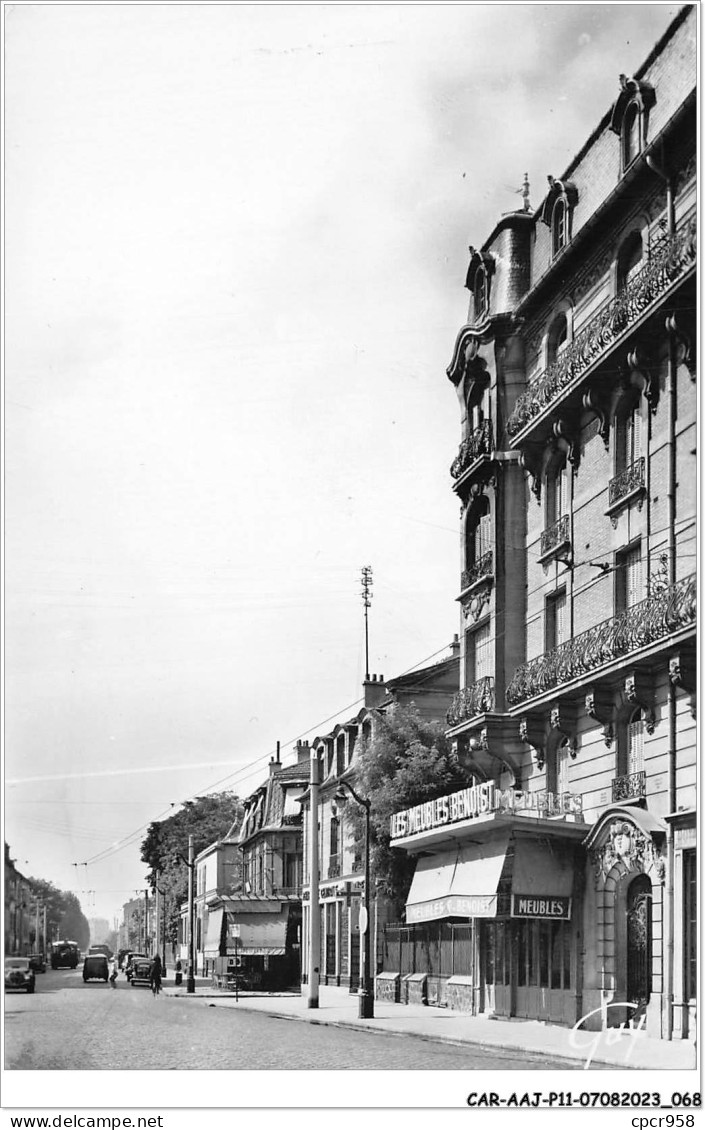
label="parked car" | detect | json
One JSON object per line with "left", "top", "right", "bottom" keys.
{"left": 125, "top": 953, "right": 147, "bottom": 981}
{"left": 129, "top": 955, "right": 153, "bottom": 988}
{"left": 82, "top": 953, "right": 109, "bottom": 982}
{"left": 28, "top": 953, "right": 47, "bottom": 974}
{"left": 5, "top": 957, "right": 36, "bottom": 994}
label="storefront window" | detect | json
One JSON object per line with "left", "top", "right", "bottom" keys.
{"left": 539, "top": 920, "right": 550, "bottom": 985}
{"left": 684, "top": 850, "right": 696, "bottom": 1001}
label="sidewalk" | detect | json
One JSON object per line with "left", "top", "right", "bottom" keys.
{"left": 159, "top": 977, "right": 696, "bottom": 1071}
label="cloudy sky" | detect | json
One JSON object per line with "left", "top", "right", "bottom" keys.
{"left": 5, "top": 2, "right": 683, "bottom": 927}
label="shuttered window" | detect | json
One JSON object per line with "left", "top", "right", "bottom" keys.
{"left": 627, "top": 715, "right": 645, "bottom": 775}
{"left": 546, "top": 589, "right": 567, "bottom": 651}
{"left": 616, "top": 543, "right": 643, "bottom": 613}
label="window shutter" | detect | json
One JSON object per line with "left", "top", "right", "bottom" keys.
{"left": 627, "top": 718, "right": 645, "bottom": 774}
{"left": 626, "top": 545, "right": 643, "bottom": 608}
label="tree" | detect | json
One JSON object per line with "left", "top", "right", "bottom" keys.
{"left": 352, "top": 704, "right": 466, "bottom": 915}
{"left": 140, "top": 792, "right": 244, "bottom": 945}
{"left": 25, "top": 877, "right": 90, "bottom": 950}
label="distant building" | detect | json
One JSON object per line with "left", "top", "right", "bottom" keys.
{"left": 388, "top": 6, "right": 696, "bottom": 1041}
{"left": 4, "top": 843, "right": 32, "bottom": 956}
{"left": 301, "top": 646, "right": 460, "bottom": 991}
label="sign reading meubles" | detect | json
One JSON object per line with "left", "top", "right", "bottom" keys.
{"left": 389, "top": 782, "right": 583, "bottom": 841}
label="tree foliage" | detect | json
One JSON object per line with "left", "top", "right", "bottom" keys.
{"left": 352, "top": 704, "right": 465, "bottom": 915}
{"left": 26, "top": 877, "right": 91, "bottom": 949}
{"left": 140, "top": 791, "right": 244, "bottom": 943}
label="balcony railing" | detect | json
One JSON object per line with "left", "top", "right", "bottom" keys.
{"left": 447, "top": 676, "right": 495, "bottom": 726}
{"left": 507, "top": 573, "right": 696, "bottom": 707}
{"left": 450, "top": 420, "right": 493, "bottom": 479}
{"left": 540, "top": 514, "right": 570, "bottom": 559}
{"left": 612, "top": 770, "right": 646, "bottom": 803}
{"left": 507, "top": 215, "right": 697, "bottom": 439}
{"left": 327, "top": 857, "right": 341, "bottom": 879}
{"left": 461, "top": 549, "right": 493, "bottom": 591}
{"left": 608, "top": 457, "right": 646, "bottom": 507}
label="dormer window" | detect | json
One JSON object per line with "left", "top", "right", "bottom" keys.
{"left": 541, "top": 177, "right": 579, "bottom": 260}
{"left": 464, "top": 247, "right": 495, "bottom": 322}
{"left": 609, "top": 75, "right": 656, "bottom": 173}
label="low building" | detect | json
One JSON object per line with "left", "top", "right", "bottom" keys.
{"left": 301, "top": 645, "right": 460, "bottom": 991}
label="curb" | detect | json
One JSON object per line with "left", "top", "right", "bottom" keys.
{"left": 159, "top": 988, "right": 660, "bottom": 1070}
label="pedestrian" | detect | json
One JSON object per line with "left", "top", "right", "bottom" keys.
{"left": 150, "top": 953, "right": 162, "bottom": 996}
{"left": 108, "top": 956, "right": 118, "bottom": 988}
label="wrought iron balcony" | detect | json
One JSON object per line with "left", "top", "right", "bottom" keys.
{"left": 461, "top": 549, "right": 493, "bottom": 591}
{"left": 540, "top": 514, "right": 570, "bottom": 560}
{"left": 612, "top": 770, "right": 646, "bottom": 803}
{"left": 608, "top": 457, "right": 646, "bottom": 508}
{"left": 447, "top": 677, "right": 495, "bottom": 726}
{"left": 327, "top": 857, "right": 341, "bottom": 879}
{"left": 450, "top": 420, "right": 493, "bottom": 479}
{"left": 507, "top": 215, "right": 697, "bottom": 439}
{"left": 507, "top": 573, "right": 696, "bottom": 707}
{"left": 351, "top": 859, "right": 364, "bottom": 874}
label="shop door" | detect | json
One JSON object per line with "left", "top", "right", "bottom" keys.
{"left": 349, "top": 930, "right": 360, "bottom": 993}
{"left": 325, "top": 903, "right": 336, "bottom": 979}
{"left": 514, "top": 919, "right": 573, "bottom": 1023}
{"left": 480, "top": 922, "right": 510, "bottom": 1016}
{"left": 626, "top": 875, "right": 652, "bottom": 1018}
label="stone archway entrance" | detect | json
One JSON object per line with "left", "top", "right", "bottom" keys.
{"left": 626, "top": 873, "right": 652, "bottom": 1014}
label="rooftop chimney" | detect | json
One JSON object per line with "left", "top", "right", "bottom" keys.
{"left": 295, "top": 739, "right": 311, "bottom": 764}
{"left": 451, "top": 633, "right": 460, "bottom": 656}
{"left": 363, "top": 673, "right": 387, "bottom": 709}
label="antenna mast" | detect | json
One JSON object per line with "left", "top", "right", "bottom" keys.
{"left": 360, "top": 566, "right": 373, "bottom": 680}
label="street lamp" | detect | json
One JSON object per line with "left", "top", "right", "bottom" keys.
{"left": 334, "top": 781, "right": 374, "bottom": 1020}
{"left": 174, "top": 834, "right": 196, "bottom": 994}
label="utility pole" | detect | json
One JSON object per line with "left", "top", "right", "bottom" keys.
{"left": 144, "top": 889, "right": 149, "bottom": 953}
{"left": 186, "top": 835, "right": 195, "bottom": 993}
{"left": 306, "top": 754, "right": 320, "bottom": 1009}
{"left": 360, "top": 566, "right": 373, "bottom": 680}
{"left": 155, "top": 874, "right": 160, "bottom": 961}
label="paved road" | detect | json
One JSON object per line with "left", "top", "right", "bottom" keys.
{"left": 5, "top": 968, "right": 585, "bottom": 1071}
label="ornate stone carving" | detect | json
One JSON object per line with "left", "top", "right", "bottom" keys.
{"left": 462, "top": 581, "right": 493, "bottom": 623}
{"left": 625, "top": 671, "right": 656, "bottom": 734}
{"left": 669, "top": 653, "right": 697, "bottom": 719}
{"left": 589, "top": 819, "right": 665, "bottom": 884}
{"left": 519, "top": 717, "right": 546, "bottom": 770}
{"left": 585, "top": 686, "right": 615, "bottom": 747}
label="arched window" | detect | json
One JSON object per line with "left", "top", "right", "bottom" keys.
{"left": 546, "top": 735, "right": 572, "bottom": 794}
{"left": 618, "top": 232, "right": 643, "bottom": 291}
{"left": 465, "top": 496, "right": 492, "bottom": 576}
{"left": 547, "top": 313, "right": 569, "bottom": 367}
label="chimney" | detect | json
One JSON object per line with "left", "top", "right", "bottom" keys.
{"left": 363, "top": 673, "right": 387, "bottom": 709}
{"left": 450, "top": 633, "right": 460, "bottom": 656}
{"left": 295, "top": 740, "right": 311, "bottom": 764}
{"left": 269, "top": 743, "right": 281, "bottom": 777}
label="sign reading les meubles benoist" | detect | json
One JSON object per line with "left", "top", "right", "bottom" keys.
{"left": 389, "top": 782, "right": 583, "bottom": 840}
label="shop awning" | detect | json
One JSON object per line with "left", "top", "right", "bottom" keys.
{"left": 224, "top": 907, "right": 290, "bottom": 956}
{"left": 204, "top": 908, "right": 224, "bottom": 955}
{"left": 405, "top": 835, "right": 509, "bottom": 924}
{"left": 510, "top": 836, "right": 575, "bottom": 919}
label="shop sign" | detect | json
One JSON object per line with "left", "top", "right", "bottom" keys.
{"left": 390, "top": 783, "right": 583, "bottom": 840}
{"left": 407, "top": 895, "right": 497, "bottom": 923}
{"left": 511, "top": 895, "right": 571, "bottom": 919}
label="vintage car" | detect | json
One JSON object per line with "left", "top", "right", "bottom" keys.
{"left": 28, "top": 953, "right": 47, "bottom": 974}
{"left": 82, "top": 953, "right": 109, "bottom": 982}
{"left": 88, "top": 944, "right": 112, "bottom": 959}
{"left": 129, "top": 955, "right": 153, "bottom": 987}
{"left": 125, "top": 953, "right": 147, "bottom": 981}
{"left": 5, "top": 957, "right": 36, "bottom": 994}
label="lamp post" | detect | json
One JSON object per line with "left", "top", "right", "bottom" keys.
{"left": 334, "top": 781, "right": 374, "bottom": 1019}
